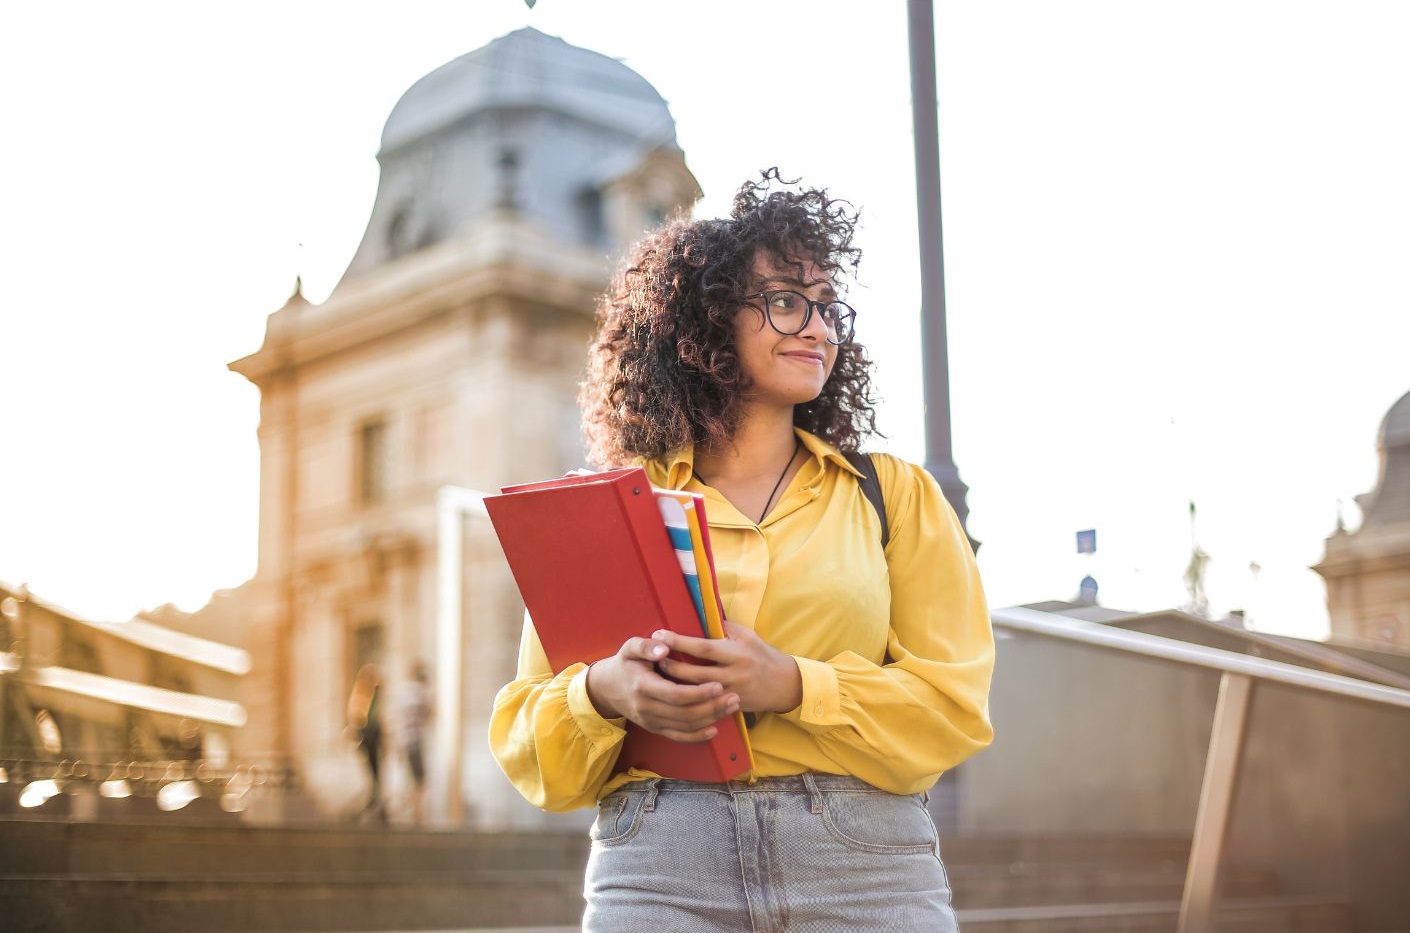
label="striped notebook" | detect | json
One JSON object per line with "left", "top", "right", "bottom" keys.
{"left": 655, "top": 491, "right": 708, "bottom": 636}
{"left": 654, "top": 489, "right": 728, "bottom": 641}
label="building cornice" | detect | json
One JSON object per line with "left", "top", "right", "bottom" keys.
{"left": 230, "top": 215, "right": 607, "bottom": 386}
{"left": 1315, "top": 526, "right": 1410, "bottom": 578}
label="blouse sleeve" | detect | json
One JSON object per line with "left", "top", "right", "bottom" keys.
{"left": 488, "top": 617, "right": 628, "bottom": 812}
{"left": 777, "top": 455, "right": 995, "bottom": 794}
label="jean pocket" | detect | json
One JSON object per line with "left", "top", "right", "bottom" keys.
{"left": 590, "top": 789, "right": 648, "bottom": 847}
{"left": 820, "top": 791, "right": 938, "bottom": 854}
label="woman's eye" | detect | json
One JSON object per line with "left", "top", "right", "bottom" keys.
{"left": 769, "top": 292, "right": 800, "bottom": 311}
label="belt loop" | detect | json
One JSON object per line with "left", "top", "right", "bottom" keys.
{"left": 802, "top": 772, "right": 823, "bottom": 814}
{"left": 643, "top": 778, "right": 661, "bottom": 812}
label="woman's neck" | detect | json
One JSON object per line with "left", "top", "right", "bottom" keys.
{"left": 693, "top": 407, "right": 799, "bottom": 485}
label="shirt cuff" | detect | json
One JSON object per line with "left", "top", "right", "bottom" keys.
{"left": 779, "top": 656, "right": 844, "bottom": 730}
{"left": 567, "top": 665, "right": 628, "bottom": 747}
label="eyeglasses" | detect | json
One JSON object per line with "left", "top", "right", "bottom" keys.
{"left": 743, "top": 290, "right": 856, "bottom": 345}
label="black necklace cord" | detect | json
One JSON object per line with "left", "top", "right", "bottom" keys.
{"left": 693, "top": 437, "right": 802, "bottom": 524}
{"left": 757, "top": 437, "right": 802, "bottom": 523}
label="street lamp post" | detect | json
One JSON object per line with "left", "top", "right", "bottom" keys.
{"left": 907, "top": 0, "right": 975, "bottom": 546}
{"left": 0, "top": 587, "right": 27, "bottom": 762}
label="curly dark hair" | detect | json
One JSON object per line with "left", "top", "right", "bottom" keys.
{"left": 580, "top": 168, "right": 879, "bottom": 467}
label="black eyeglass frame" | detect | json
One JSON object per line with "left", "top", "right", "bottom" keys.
{"left": 741, "top": 290, "right": 857, "bottom": 345}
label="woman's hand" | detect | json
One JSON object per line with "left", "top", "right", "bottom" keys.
{"left": 653, "top": 622, "right": 803, "bottom": 715}
{"left": 585, "top": 636, "right": 741, "bottom": 743}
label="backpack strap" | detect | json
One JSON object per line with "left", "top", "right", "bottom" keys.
{"left": 842, "top": 450, "right": 890, "bottom": 550}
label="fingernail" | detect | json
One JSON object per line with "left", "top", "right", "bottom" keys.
{"left": 652, "top": 644, "right": 667, "bottom": 658}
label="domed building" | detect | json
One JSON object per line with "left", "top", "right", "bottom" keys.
{"left": 229, "top": 28, "right": 700, "bottom": 827}
{"left": 1315, "top": 388, "right": 1410, "bottom": 648}
{"left": 337, "top": 27, "right": 697, "bottom": 287}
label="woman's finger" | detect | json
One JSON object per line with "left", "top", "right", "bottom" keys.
{"left": 651, "top": 724, "right": 719, "bottom": 744}
{"left": 635, "top": 689, "right": 738, "bottom": 730}
{"left": 620, "top": 636, "right": 670, "bottom": 663}
{"left": 651, "top": 628, "right": 733, "bottom": 662}
{"left": 655, "top": 657, "right": 728, "bottom": 687}
{"left": 635, "top": 676, "right": 729, "bottom": 711}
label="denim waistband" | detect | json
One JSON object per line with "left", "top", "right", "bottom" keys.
{"left": 615, "top": 773, "right": 890, "bottom": 796}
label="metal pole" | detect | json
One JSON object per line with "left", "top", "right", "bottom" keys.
{"left": 907, "top": 0, "right": 974, "bottom": 542}
{"left": 1178, "top": 671, "right": 1254, "bottom": 933}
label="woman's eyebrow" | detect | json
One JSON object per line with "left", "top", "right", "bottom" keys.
{"left": 761, "top": 276, "right": 838, "bottom": 297}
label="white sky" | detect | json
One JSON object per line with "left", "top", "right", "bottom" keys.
{"left": 3, "top": 1, "right": 1408, "bottom": 640}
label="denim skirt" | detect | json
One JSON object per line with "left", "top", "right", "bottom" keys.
{"left": 583, "top": 773, "right": 959, "bottom": 933}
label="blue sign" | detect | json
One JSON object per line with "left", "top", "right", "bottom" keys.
{"left": 1076, "top": 529, "right": 1097, "bottom": 554}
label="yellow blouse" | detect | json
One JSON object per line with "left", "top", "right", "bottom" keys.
{"left": 489, "top": 429, "right": 995, "bottom": 812}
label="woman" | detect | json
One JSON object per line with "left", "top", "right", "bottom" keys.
{"left": 346, "top": 663, "right": 385, "bottom": 823}
{"left": 490, "top": 169, "right": 994, "bottom": 931}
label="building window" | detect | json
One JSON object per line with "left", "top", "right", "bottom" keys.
{"left": 579, "top": 187, "right": 605, "bottom": 246}
{"left": 357, "top": 419, "right": 389, "bottom": 505}
{"left": 350, "top": 621, "right": 384, "bottom": 682}
{"left": 150, "top": 655, "right": 192, "bottom": 695}
{"left": 60, "top": 630, "right": 102, "bottom": 674}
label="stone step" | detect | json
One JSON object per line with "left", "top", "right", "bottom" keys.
{"left": 2, "top": 822, "right": 1217, "bottom": 888}
{"left": 951, "top": 863, "right": 1279, "bottom": 909}
{"left": 955, "top": 896, "right": 1356, "bottom": 933}
{"left": 1, "top": 865, "right": 1282, "bottom": 916}
{"left": 4, "top": 818, "right": 1197, "bottom": 876}
{"left": 942, "top": 832, "right": 1194, "bottom": 866}
{"left": 7, "top": 818, "right": 1353, "bottom": 933}
{"left": 0, "top": 819, "right": 590, "bottom": 876}
{"left": 3, "top": 874, "right": 1355, "bottom": 933}
{"left": 0, "top": 873, "right": 585, "bottom": 933}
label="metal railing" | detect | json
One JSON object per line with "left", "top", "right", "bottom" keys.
{"left": 0, "top": 754, "right": 297, "bottom": 814}
{"left": 989, "top": 606, "right": 1410, "bottom": 933}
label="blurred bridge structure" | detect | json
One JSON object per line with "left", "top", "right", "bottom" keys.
{"left": 5, "top": 603, "right": 1409, "bottom": 933}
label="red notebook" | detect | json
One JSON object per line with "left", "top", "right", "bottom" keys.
{"left": 484, "top": 467, "right": 752, "bottom": 782}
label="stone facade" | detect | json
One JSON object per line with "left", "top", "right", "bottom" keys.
{"left": 0, "top": 580, "right": 248, "bottom": 808}
{"left": 228, "top": 28, "right": 699, "bottom": 825}
{"left": 1316, "top": 388, "right": 1410, "bottom": 649}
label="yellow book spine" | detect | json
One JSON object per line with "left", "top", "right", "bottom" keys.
{"left": 679, "top": 495, "right": 755, "bottom": 770}
{"left": 682, "top": 504, "right": 727, "bottom": 640}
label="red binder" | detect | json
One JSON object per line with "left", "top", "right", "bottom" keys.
{"left": 484, "top": 467, "right": 752, "bottom": 782}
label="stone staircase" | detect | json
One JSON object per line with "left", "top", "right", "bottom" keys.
{"left": 1, "top": 815, "right": 587, "bottom": 932}
{"left": 943, "top": 834, "right": 1354, "bottom": 932}
{"left": 1, "top": 816, "right": 1356, "bottom": 932}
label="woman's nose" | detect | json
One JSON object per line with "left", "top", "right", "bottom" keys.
{"left": 799, "top": 302, "right": 829, "bottom": 340}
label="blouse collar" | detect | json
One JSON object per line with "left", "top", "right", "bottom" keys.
{"left": 650, "top": 428, "right": 864, "bottom": 490}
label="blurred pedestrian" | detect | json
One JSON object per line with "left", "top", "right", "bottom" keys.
{"left": 395, "top": 659, "right": 434, "bottom": 824}
{"left": 346, "top": 663, "right": 385, "bottom": 823}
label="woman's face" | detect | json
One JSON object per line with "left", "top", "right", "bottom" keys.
{"left": 731, "top": 251, "right": 839, "bottom": 411}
